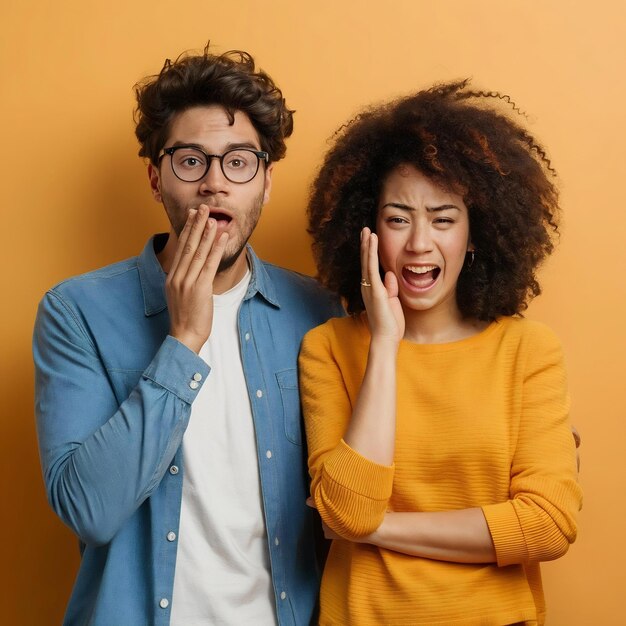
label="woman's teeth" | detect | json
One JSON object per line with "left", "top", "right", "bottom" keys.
{"left": 403, "top": 265, "right": 440, "bottom": 287}
{"left": 406, "top": 265, "right": 438, "bottom": 275}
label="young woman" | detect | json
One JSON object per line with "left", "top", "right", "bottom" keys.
{"left": 299, "top": 81, "right": 582, "bottom": 626}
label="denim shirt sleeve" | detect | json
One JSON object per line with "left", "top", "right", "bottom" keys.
{"left": 33, "top": 289, "right": 209, "bottom": 546}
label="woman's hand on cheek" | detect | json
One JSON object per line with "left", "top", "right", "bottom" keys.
{"left": 360, "top": 227, "right": 405, "bottom": 343}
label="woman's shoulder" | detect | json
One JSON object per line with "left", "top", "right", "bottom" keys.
{"left": 303, "top": 313, "right": 369, "bottom": 347}
{"left": 495, "top": 316, "right": 564, "bottom": 355}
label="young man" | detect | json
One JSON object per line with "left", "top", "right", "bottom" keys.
{"left": 33, "top": 47, "right": 343, "bottom": 626}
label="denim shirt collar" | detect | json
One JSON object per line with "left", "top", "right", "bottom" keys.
{"left": 137, "top": 234, "right": 280, "bottom": 317}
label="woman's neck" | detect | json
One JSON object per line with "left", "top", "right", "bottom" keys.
{"left": 402, "top": 303, "right": 488, "bottom": 345}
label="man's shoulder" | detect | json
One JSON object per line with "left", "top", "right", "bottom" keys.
{"left": 45, "top": 256, "right": 141, "bottom": 304}
{"left": 260, "top": 260, "right": 328, "bottom": 296}
{"left": 257, "top": 259, "right": 345, "bottom": 324}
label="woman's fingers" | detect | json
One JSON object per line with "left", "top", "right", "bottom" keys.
{"left": 360, "top": 227, "right": 383, "bottom": 290}
{"left": 384, "top": 270, "right": 399, "bottom": 298}
{"left": 360, "top": 227, "right": 371, "bottom": 287}
{"left": 359, "top": 228, "right": 406, "bottom": 342}
{"left": 367, "top": 232, "right": 382, "bottom": 289}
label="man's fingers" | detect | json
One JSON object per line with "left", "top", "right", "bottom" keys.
{"left": 183, "top": 216, "right": 220, "bottom": 284}
{"left": 173, "top": 206, "right": 211, "bottom": 278}
{"left": 169, "top": 208, "right": 198, "bottom": 275}
{"left": 202, "top": 231, "right": 229, "bottom": 283}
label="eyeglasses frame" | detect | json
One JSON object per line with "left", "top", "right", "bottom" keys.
{"left": 157, "top": 145, "right": 269, "bottom": 184}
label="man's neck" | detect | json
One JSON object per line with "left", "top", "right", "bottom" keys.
{"left": 157, "top": 230, "right": 250, "bottom": 295}
{"left": 212, "top": 253, "right": 250, "bottom": 294}
{"left": 156, "top": 230, "right": 178, "bottom": 274}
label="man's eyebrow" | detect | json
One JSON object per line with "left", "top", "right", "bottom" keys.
{"left": 380, "top": 202, "right": 460, "bottom": 212}
{"left": 167, "top": 141, "right": 261, "bottom": 152}
{"left": 168, "top": 141, "right": 204, "bottom": 149}
{"left": 225, "top": 141, "right": 261, "bottom": 151}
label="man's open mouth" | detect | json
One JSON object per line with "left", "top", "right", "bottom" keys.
{"left": 209, "top": 211, "right": 232, "bottom": 224}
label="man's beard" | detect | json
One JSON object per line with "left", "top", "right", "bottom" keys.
{"left": 217, "top": 239, "right": 247, "bottom": 273}
{"left": 164, "top": 192, "right": 264, "bottom": 274}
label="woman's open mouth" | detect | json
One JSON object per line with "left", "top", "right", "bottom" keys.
{"left": 402, "top": 264, "right": 441, "bottom": 290}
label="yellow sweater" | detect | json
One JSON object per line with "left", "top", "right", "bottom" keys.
{"left": 299, "top": 315, "right": 582, "bottom": 626}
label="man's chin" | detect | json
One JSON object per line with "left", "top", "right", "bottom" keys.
{"left": 217, "top": 244, "right": 247, "bottom": 274}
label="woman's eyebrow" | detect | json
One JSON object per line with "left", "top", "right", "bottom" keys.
{"left": 427, "top": 204, "right": 461, "bottom": 212}
{"left": 381, "top": 203, "right": 460, "bottom": 212}
{"left": 381, "top": 202, "right": 415, "bottom": 211}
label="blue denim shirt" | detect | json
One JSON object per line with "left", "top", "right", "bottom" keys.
{"left": 33, "top": 235, "right": 343, "bottom": 626}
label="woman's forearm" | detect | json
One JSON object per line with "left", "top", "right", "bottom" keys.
{"left": 343, "top": 337, "right": 398, "bottom": 466}
{"left": 364, "top": 508, "right": 497, "bottom": 563}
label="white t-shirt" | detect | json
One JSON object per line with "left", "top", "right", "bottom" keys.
{"left": 171, "top": 271, "right": 277, "bottom": 625}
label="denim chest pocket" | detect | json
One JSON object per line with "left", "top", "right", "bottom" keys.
{"left": 275, "top": 368, "right": 303, "bottom": 446}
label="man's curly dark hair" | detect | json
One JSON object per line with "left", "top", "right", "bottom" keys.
{"left": 308, "top": 80, "right": 560, "bottom": 320}
{"left": 134, "top": 43, "right": 294, "bottom": 165}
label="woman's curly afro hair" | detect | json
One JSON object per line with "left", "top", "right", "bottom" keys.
{"left": 307, "top": 80, "right": 560, "bottom": 319}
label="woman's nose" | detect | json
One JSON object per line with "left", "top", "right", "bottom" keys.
{"left": 406, "top": 224, "right": 433, "bottom": 253}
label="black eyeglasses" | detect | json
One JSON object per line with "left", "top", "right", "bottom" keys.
{"left": 158, "top": 145, "right": 269, "bottom": 184}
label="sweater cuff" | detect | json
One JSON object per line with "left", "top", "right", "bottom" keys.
{"left": 318, "top": 440, "right": 395, "bottom": 538}
{"left": 482, "top": 501, "right": 528, "bottom": 566}
{"left": 324, "top": 439, "right": 394, "bottom": 500}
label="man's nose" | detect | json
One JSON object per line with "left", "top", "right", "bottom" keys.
{"left": 199, "top": 156, "right": 229, "bottom": 194}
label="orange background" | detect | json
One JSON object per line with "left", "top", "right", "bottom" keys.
{"left": 2, "top": 1, "right": 624, "bottom": 624}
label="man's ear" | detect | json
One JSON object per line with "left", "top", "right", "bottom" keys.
{"left": 147, "top": 163, "right": 162, "bottom": 202}
{"left": 262, "top": 163, "right": 274, "bottom": 205}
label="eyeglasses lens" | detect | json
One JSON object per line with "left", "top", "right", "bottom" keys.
{"left": 171, "top": 148, "right": 260, "bottom": 183}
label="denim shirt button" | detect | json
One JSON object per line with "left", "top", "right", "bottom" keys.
{"left": 280, "top": 591, "right": 287, "bottom": 600}
{"left": 274, "top": 537, "right": 280, "bottom": 546}
{"left": 266, "top": 450, "right": 272, "bottom": 459}
{"left": 192, "top": 372, "right": 203, "bottom": 382}
{"left": 256, "top": 389, "right": 263, "bottom": 398}
{"left": 159, "top": 598, "right": 169, "bottom": 609}
{"left": 189, "top": 380, "right": 200, "bottom": 390}
{"left": 166, "top": 531, "right": 176, "bottom": 542}
{"left": 169, "top": 465, "right": 179, "bottom": 475}
{"left": 244, "top": 332, "right": 250, "bottom": 341}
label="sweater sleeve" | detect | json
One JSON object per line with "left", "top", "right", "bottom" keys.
{"left": 482, "top": 323, "right": 583, "bottom": 565}
{"left": 299, "top": 322, "right": 395, "bottom": 539}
